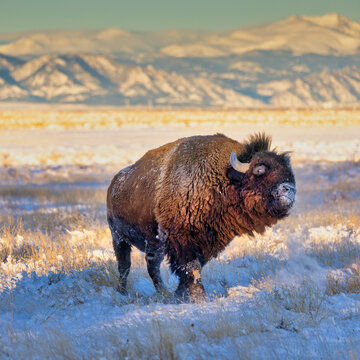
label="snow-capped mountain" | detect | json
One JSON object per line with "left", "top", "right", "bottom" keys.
{"left": 0, "top": 13, "right": 359, "bottom": 58}
{"left": 0, "top": 54, "right": 263, "bottom": 106}
{"left": 0, "top": 13, "right": 359, "bottom": 107}
{"left": 161, "top": 13, "right": 360, "bottom": 57}
{"left": 271, "top": 66, "right": 360, "bottom": 107}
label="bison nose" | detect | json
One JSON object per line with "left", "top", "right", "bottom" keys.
{"left": 272, "top": 182, "right": 296, "bottom": 208}
{"left": 277, "top": 182, "right": 296, "bottom": 197}
{"left": 281, "top": 184, "right": 290, "bottom": 193}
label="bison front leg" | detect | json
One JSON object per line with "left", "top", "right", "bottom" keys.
{"left": 173, "top": 259, "right": 205, "bottom": 302}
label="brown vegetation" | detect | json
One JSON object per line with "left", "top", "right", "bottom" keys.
{"left": 1, "top": 109, "right": 360, "bottom": 130}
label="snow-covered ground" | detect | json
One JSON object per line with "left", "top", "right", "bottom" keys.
{"left": 1, "top": 119, "right": 360, "bottom": 359}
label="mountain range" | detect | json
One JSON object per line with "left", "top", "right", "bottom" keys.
{"left": 0, "top": 13, "right": 359, "bottom": 107}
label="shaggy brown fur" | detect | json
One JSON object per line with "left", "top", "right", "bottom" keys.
{"left": 107, "top": 133, "right": 295, "bottom": 301}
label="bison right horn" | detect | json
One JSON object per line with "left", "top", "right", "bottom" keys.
{"left": 230, "top": 151, "right": 250, "bottom": 173}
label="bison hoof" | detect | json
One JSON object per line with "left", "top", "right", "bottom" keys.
{"left": 154, "top": 286, "right": 171, "bottom": 299}
{"left": 175, "top": 283, "right": 205, "bottom": 303}
{"left": 116, "top": 285, "right": 128, "bottom": 295}
{"left": 189, "top": 283, "right": 206, "bottom": 303}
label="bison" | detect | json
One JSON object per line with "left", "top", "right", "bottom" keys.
{"left": 107, "top": 133, "right": 296, "bottom": 301}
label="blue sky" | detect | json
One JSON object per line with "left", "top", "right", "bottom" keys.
{"left": 0, "top": 0, "right": 359, "bottom": 33}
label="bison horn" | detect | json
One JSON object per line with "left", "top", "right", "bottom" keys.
{"left": 230, "top": 151, "right": 250, "bottom": 173}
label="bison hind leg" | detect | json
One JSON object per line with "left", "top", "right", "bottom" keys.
{"left": 111, "top": 229, "right": 131, "bottom": 295}
{"left": 146, "top": 247, "right": 168, "bottom": 295}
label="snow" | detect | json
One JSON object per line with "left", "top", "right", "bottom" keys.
{"left": 2, "top": 235, "right": 360, "bottom": 359}
{"left": 1, "top": 120, "right": 360, "bottom": 358}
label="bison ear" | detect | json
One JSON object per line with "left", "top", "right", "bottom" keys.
{"left": 230, "top": 151, "right": 250, "bottom": 173}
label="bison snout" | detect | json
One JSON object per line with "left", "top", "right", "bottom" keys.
{"left": 272, "top": 182, "right": 296, "bottom": 207}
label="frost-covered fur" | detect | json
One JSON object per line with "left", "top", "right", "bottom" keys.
{"left": 107, "top": 133, "right": 295, "bottom": 300}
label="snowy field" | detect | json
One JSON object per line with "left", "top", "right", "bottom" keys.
{"left": 1, "top": 110, "right": 360, "bottom": 359}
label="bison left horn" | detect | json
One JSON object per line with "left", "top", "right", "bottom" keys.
{"left": 230, "top": 151, "right": 250, "bottom": 173}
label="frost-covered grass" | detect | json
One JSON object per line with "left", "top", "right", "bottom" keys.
{"left": 1, "top": 214, "right": 360, "bottom": 359}
{"left": 1, "top": 116, "right": 360, "bottom": 359}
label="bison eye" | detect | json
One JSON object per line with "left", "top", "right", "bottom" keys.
{"left": 253, "top": 165, "right": 266, "bottom": 176}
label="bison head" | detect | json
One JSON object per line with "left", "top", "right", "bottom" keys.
{"left": 229, "top": 133, "right": 296, "bottom": 219}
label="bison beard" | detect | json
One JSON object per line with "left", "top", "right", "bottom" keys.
{"left": 107, "top": 133, "right": 296, "bottom": 301}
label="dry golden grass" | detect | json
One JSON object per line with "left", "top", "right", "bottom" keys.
{"left": 1, "top": 108, "right": 360, "bottom": 130}
{"left": 0, "top": 216, "right": 111, "bottom": 276}
{"left": 291, "top": 210, "right": 360, "bottom": 231}
{"left": 0, "top": 185, "right": 106, "bottom": 205}
{"left": 326, "top": 263, "right": 360, "bottom": 295}
{"left": 271, "top": 281, "right": 327, "bottom": 322}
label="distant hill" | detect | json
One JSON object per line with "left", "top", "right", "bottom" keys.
{"left": 0, "top": 13, "right": 359, "bottom": 107}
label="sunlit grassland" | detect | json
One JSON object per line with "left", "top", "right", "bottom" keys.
{"left": 1, "top": 108, "right": 360, "bottom": 130}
